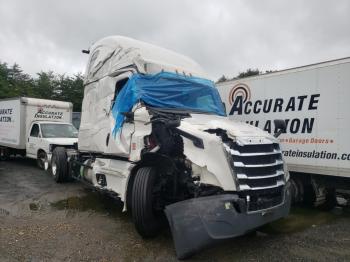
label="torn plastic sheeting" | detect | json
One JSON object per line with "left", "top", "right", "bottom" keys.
{"left": 111, "top": 72, "right": 226, "bottom": 136}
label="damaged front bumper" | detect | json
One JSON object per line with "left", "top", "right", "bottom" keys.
{"left": 165, "top": 182, "right": 291, "bottom": 259}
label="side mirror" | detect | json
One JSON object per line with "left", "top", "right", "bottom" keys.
{"left": 274, "top": 119, "right": 286, "bottom": 138}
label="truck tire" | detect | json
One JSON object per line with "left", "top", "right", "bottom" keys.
{"left": 320, "top": 188, "right": 337, "bottom": 211}
{"left": 132, "top": 167, "right": 162, "bottom": 238}
{"left": 51, "top": 147, "right": 68, "bottom": 183}
{"left": 303, "top": 184, "right": 337, "bottom": 210}
{"left": 0, "top": 147, "right": 10, "bottom": 161}
{"left": 37, "top": 151, "right": 47, "bottom": 170}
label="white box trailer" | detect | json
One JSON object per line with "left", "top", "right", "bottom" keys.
{"left": 217, "top": 57, "right": 350, "bottom": 207}
{"left": 0, "top": 97, "right": 78, "bottom": 168}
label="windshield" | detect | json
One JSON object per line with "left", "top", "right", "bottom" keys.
{"left": 41, "top": 123, "right": 78, "bottom": 138}
{"left": 112, "top": 72, "right": 226, "bottom": 134}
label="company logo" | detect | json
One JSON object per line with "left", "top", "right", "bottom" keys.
{"left": 0, "top": 108, "right": 13, "bottom": 122}
{"left": 227, "top": 83, "right": 321, "bottom": 135}
{"left": 34, "top": 106, "right": 63, "bottom": 120}
{"left": 228, "top": 83, "right": 251, "bottom": 105}
{"left": 37, "top": 106, "right": 44, "bottom": 114}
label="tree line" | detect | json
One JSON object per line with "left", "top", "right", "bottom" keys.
{"left": 0, "top": 60, "right": 270, "bottom": 111}
{"left": 0, "top": 61, "right": 84, "bottom": 111}
{"left": 216, "top": 68, "right": 276, "bottom": 83}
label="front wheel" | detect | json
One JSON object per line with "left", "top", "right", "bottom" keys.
{"left": 132, "top": 167, "right": 162, "bottom": 238}
{"left": 51, "top": 147, "right": 68, "bottom": 183}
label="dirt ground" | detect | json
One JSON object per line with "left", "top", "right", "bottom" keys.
{"left": 1, "top": 158, "right": 350, "bottom": 262}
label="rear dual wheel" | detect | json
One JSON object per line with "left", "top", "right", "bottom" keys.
{"left": 0, "top": 147, "right": 10, "bottom": 161}
{"left": 303, "top": 185, "right": 337, "bottom": 211}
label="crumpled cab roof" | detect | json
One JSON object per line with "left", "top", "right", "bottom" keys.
{"left": 84, "top": 36, "right": 208, "bottom": 84}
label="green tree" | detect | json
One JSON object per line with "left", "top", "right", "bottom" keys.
{"left": 0, "top": 62, "right": 11, "bottom": 98}
{"left": 8, "top": 63, "right": 35, "bottom": 97}
{"left": 0, "top": 62, "right": 35, "bottom": 98}
{"left": 236, "top": 68, "right": 260, "bottom": 79}
{"left": 34, "top": 71, "right": 57, "bottom": 99}
{"left": 70, "top": 74, "right": 84, "bottom": 111}
{"left": 0, "top": 60, "right": 85, "bottom": 112}
{"left": 216, "top": 75, "right": 228, "bottom": 83}
{"left": 53, "top": 73, "right": 84, "bottom": 111}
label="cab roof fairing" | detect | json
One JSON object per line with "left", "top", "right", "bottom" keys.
{"left": 83, "top": 36, "right": 209, "bottom": 85}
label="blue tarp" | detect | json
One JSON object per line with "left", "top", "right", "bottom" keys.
{"left": 112, "top": 72, "right": 226, "bottom": 135}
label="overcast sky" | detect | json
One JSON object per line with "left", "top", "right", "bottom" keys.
{"left": 0, "top": 0, "right": 349, "bottom": 80}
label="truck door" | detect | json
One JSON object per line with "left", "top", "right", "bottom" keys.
{"left": 26, "top": 123, "right": 40, "bottom": 158}
{"left": 104, "top": 78, "right": 135, "bottom": 156}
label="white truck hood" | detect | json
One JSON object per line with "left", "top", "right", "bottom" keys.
{"left": 177, "top": 113, "right": 281, "bottom": 192}
{"left": 44, "top": 137, "right": 78, "bottom": 145}
{"left": 181, "top": 114, "right": 276, "bottom": 140}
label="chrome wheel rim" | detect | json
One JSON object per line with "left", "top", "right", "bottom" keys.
{"left": 52, "top": 161, "right": 57, "bottom": 177}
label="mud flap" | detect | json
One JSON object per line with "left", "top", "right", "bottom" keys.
{"left": 165, "top": 189, "right": 291, "bottom": 259}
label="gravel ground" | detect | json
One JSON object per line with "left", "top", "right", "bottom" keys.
{"left": 1, "top": 158, "right": 350, "bottom": 262}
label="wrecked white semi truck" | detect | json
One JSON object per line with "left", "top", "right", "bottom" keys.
{"left": 0, "top": 97, "right": 78, "bottom": 168}
{"left": 50, "top": 36, "right": 291, "bottom": 258}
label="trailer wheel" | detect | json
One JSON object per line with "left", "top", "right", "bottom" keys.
{"left": 0, "top": 147, "right": 10, "bottom": 161}
{"left": 303, "top": 184, "right": 337, "bottom": 210}
{"left": 132, "top": 167, "right": 162, "bottom": 238}
{"left": 320, "top": 188, "right": 337, "bottom": 211}
{"left": 51, "top": 147, "right": 68, "bottom": 183}
{"left": 37, "top": 151, "right": 47, "bottom": 170}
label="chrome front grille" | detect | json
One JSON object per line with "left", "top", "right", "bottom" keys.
{"left": 224, "top": 141, "right": 285, "bottom": 212}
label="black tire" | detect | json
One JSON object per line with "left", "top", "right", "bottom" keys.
{"left": 320, "top": 188, "right": 337, "bottom": 211}
{"left": 51, "top": 147, "right": 68, "bottom": 183}
{"left": 132, "top": 167, "right": 162, "bottom": 238}
{"left": 303, "top": 185, "right": 337, "bottom": 210}
{"left": 303, "top": 184, "right": 316, "bottom": 207}
{"left": 0, "top": 147, "right": 10, "bottom": 161}
{"left": 37, "top": 151, "right": 47, "bottom": 170}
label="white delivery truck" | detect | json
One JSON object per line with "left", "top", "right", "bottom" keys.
{"left": 217, "top": 57, "right": 350, "bottom": 208}
{"left": 0, "top": 97, "right": 78, "bottom": 168}
{"left": 49, "top": 36, "right": 291, "bottom": 259}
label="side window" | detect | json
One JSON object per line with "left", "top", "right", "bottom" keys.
{"left": 112, "top": 78, "right": 129, "bottom": 107}
{"left": 115, "top": 78, "right": 128, "bottom": 98}
{"left": 30, "top": 124, "right": 39, "bottom": 137}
